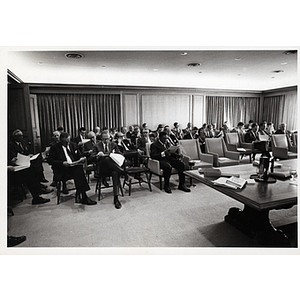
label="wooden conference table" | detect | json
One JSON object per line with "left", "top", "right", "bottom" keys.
{"left": 184, "top": 159, "right": 298, "bottom": 247}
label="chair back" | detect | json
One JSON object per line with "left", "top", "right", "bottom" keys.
{"left": 225, "top": 133, "right": 239, "bottom": 145}
{"left": 205, "top": 138, "right": 225, "bottom": 157}
{"left": 258, "top": 134, "right": 269, "bottom": 142}
{"left": 272, "top": 134, "right": 288, "bottom": 148}
{"left": 238, "top": 132, "right": 246, "bottom": 143}
{"left": 292, "top": 132, "right": 297, "bottom": 146}
{"left": 179, "top": 139, "right": 200, "bottom": 160}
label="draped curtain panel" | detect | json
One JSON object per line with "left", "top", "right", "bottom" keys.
{"left": 206, "top": 96, "right": 260, "bottom": 129}
{"left": 261, "top": 95, "right": 285, "bottom": 130}
{"left": 36, "top": 93, "right": 121, "bottom": 149}
{"left": 281, "top": 92, "right": 297, "bottom": 131}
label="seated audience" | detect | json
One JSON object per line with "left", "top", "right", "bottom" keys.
{"left": 266, "top": 122, "right": 275, "bottom": 135}
{"left": 231, "top": 122, "right": 245, "bottom": 135}
{"left": 126, "top": 125, "right": 134, "bottom": 140}
{"left": 48, "top": 132, "right": 97, "bottom": 205}
{"left": 130, "top": 126, "right": 141, "bottom": 146}
{"left": 205, "top": 124, "right": 214, "bottom": 138}
{"left": 244, "top": 120, "right": 254, "bottom": 131}
{"left": 172, "top": 122, "right": 182, "bottom": 140}
{"left": 9, "top": 129, "right": 48, "bottom": 183}
{"left": 91, "top": 132, "right": 127, "bottom": 209}
{"left": 212, "top": 123, "right": 222, "bottom": 137}
{"left": 137, "top": 129, "right": 151, "bottom": 153}
{"left": 94, "top": 126, "right": 101, "bottom": 137}
{"left": 182, "top": 122, "right": 193, "bottom": 139}
{"left": 244, "top": 122, "right": 270, "bottom": 158}
{"left": 198, "top": 124, "right": 206, "bottom": 152}
{"left": 153, "top": 124, "right": 164, "bottom": 139}
{"left": 150, "top": 131, "right": 190, "bottom": 194}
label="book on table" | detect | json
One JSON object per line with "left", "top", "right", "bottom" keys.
{"left": 212, "top": 176, "right": 246, "bottom": 189}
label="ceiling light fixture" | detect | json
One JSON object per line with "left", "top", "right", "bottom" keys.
{"left": 181, "top": 52, "right": 188, "bottom": 56}
{"left": 38, "top": 61, "right": 44, "bottom": 65}
{"left": 235, "top": 57, "right": 241, "bottom": 61}
{"left": 281, "top": 62, "right": 287, "bottom": 65}
{"left": 65, "top": 52, "right": 84, "bottom": 59}
{"left": 153, "top": 69, "right": 159, "bottom": 72}
{"left": 187, "top": 63, "right": 201, "bottom": 67}
{"left": 272, "top": 70, "right": 284, "bottom": 73}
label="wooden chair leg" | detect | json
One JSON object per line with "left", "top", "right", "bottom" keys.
{"left": 145, "top": 172, "right": 152, "bottom": 192}
{"left": 159, "top": 176, "right": 162, "bottom": 190}
{"left": 57, "top": 181, "right": 61, "bottom": 205}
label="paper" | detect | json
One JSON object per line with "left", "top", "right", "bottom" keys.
{"left": 212, "top": 177, "right": 238, "bottom": 189}
{"left": 109, "top": 153, "right": 125, "bottom": 167}
{"left": 81, "top": 139, "right": 90, "bottom": 144}
{"left": 30, "top": 153, "right": 40, "bottom": 160}
{"left": 13, "top": 153, "right": 31, "bottom": 171}
{"left": 169, "top": 145, "right": 180, "bottom": 154}
{"left": 226, "top": 176, "right": 246, "bottom": 188}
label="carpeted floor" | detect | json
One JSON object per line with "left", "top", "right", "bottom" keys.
{"left": 7, "top": 156, "right": 297, "bottom": 251}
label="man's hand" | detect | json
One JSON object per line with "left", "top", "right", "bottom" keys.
{"left": 96, "top": 151, "right": 105, "bottom": 157}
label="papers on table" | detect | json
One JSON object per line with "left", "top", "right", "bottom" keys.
{"left": 212, "top": 176, "right": 247, "bottom": 189}
{"left": 198, "top": 167, "right": 240, "bottom": 178}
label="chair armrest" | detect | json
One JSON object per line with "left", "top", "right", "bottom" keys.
{"left": 226, "top": 143, "right": 238, "bottom": 151}
{"left": 199, "top": 153, "right": 214, "bottom": 164}
{"left": 207, "top": 151, "right": 219, "bottom": 166}
{"left": 182, "top": 155, "right": 191, "bottom": 169}
{"left": 224, "top": 150, "right": 240, "bottom": 160}
{"left": 240, "top": 142, "right": 254, "bottom": 151}
{"left": 148, "top": 158, "right": 161, "bottom": 174}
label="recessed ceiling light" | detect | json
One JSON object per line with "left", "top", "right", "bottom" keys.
{"left": 65, "top": 52, "right": 84, "bottom": 59}
{"left": 271, "top": 76, "right": 275, "bottom": 79}
{"left": 237, "top": 74, "right": 241, "bottom": 76}
{"left": 198, "top": 71, "right": 202, "bottom": 74}
{"left": 272, "top": 70, "right": 284, "bottom": 73}
{"left": 153, "top": 69, "right": 159, "bottom": 72}
{"left": 38, "top": 61, "right": 44, "bottom": 65}
{"left": 281, "top": 62, "right": 287, "bottom": 65}
{"left": 101, "top": 65, "right": 106, "bottom": 68}
{"left": 187, "top": 63, "right": 201, "bottom": 67}
{"left": 181, "top": 52, "right": 188, "bottom": 56}
{"left": 235, "top": 57, "right": 241, "bottom": 61}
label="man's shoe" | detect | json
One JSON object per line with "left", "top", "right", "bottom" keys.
{"left": 40, "top": 187, "right": 54, "bottom": 194}
{"left": 164, "top": 186, "right": 172, "bottom": 194}
{"left": 81, "top": 197, "right": 97, "bottom": 205}
{"left": 114, "top": 197, "right": 122, "bottom": 209}
{"left": 7, "top": 236, "right": 26, "bottom": 247}
{"left": 32, "top": 197, "right": 50, "bottom": 205}
{"left": 178, "top": 184, "right": 191, "bottom": 192}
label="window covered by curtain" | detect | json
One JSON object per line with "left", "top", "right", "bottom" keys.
{"left": 206, "top": 96, "right": 260, "bottom": 129}
{"left": 36, "top": 93, "right": 121, "bottom": 149}
{"left": 281, "top": 92, "right": 297, "bottom": 131}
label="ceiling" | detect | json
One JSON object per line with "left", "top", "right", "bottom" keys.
{"left": 7, "top": 48, "right": 298, "bottom": 91}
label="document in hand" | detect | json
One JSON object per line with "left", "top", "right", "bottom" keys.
{"left": 109, "top": 153, "right": 125, "bottom": 167}
{"left": 13, "top": 153, "right": 31, "bottom": 171}
{"left": 169, "top": 145, "right": 180, "bottom": 154}
{"left": 81, "top": 139, "right": 91, "bottom": 144}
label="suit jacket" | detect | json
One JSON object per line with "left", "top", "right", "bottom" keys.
{"left": 150, "top": 140, "right": 172, "bottom": 161}
{"left": 48, "top": 141, "right": 83, "bottom": 175}
{"left": 244, "top": 130, "right": 258, "bottom": 143}
{"left": 8, "top": 140, "right": 30, "bottom": 162}
{"left": 72, "top": 135, "right": 85, "bottom": 144}
{"left": 136, "top": 137, "right": 148, "bottom": 152}
{"left": 91, "top": 141, "right": 121, "bottom": 159}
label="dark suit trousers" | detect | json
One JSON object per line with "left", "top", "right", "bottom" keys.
{"left": 65, "top": 165, "right": 90, "bottom": 193}
{"left": 30, "top": 154, "right": 44, "bottom": 181}
{"left": 97, "top": 157, "right": 123, "bottom": 196}
{"left": 160, "top": 158, "right": 185, "bottom": 187}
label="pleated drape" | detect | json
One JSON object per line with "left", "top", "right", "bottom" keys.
{"left": 36, "top": 93, "right": 121, "bottom": 149}
{"left": 206, "top": 96, "right": 260, "bottom": 129}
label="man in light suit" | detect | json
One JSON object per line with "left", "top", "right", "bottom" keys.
{"left": 150, "top": 131, "right": 190, "bottom": 194}
{"left": 91, "top": 132, "right": 125, "bottom": 209}
{"left": 48, "top": 132, "right": 96, "bottom": 205}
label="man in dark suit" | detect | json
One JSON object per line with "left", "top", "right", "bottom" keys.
{"left": 244, "top": 122, "right": 270, "bottom": 159}
{"left": 150, "top": 131, "right": 190, "bottom": 194}
{"left": 82, "top": 131, "right": 97, "bottom": 163}
{"left": 91, "top": 132, "right": 126, "bottom": 209}
{"left": 72, "top": 127, "right": 87, "bottom": 145}
{"left": 9, "top": 129, "right": 48, "bottom": 183}
{"left": 48, "top": 132, "right": 96, "bottom": 205}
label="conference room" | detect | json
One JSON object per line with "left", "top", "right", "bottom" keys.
{"left": 5, "top": 48, "right": 298, "bottom": 252}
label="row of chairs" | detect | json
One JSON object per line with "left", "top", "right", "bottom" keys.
{"left": 57, "top": 132, "right": 297, "bottom": 202}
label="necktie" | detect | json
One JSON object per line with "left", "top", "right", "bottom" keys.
{"left": 104, "top": 143, "right": 108, "bottom": 153}
{"left": 18, "top": 142, "right": 24, "bottom": 151}
{"left": 122, "top": 141, "right": 129, "bottom": 151}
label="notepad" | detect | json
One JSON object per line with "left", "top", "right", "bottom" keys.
{"left": 109, "top": 153, "right": 125, "bottom": 167}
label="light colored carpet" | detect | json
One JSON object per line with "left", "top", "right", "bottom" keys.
{"left": 7, "top": 158, "right": 297, "bottom": 250}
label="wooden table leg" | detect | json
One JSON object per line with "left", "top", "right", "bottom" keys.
{"left": 225, "top": 205, "right": 292, "bottom": 247}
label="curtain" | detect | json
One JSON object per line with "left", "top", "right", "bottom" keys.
{"left": 261, "top": 95, "right": 285, "bottom": 130}
{"left": 281, "top": 92, "right": 297, "bottom": 131}
{"left": 36, "top": 93, "right": 121, "bottom": 150}
{"left": 206, "top": 96, "right": 260, "bottom": 129}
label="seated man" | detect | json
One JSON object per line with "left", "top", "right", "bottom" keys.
{"left": 82, "top": 131, "right": 97, "bottom": 164}
{"left": 9, "top": 129, "right": 48, "bottom": 183}
{"left": 150, "top": 131, "right": 190, "bottom": 194}
{"left": 72, "top": 126, "right": 87, "bottom": 145}
{"left": 137, "top": 129, "right": 151, "bottom": 154}
{"left": 91, "top": 132, "right": 126, "bottom": 209}
{"left": 244, "top": 122, "right": 270, "bottom": 159}
{"left": 48, "top": 132, "right": 96, "bottom": 205}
